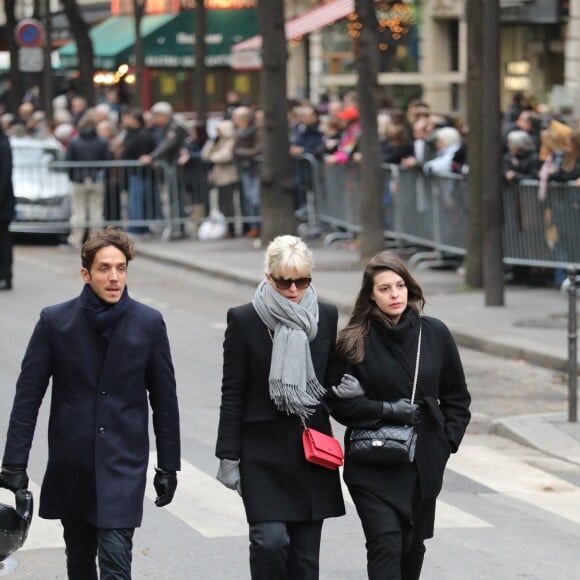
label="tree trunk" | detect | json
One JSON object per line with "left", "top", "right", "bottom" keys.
{"left": 355, "top": 0, "right": 383, "bottom": 262}
{"left": 4, "top": 0, "right": 25, "bottom": 108}
{"left": 482, "top": 0, "right": 504, "bottom": 305}
{"left": 194, "top": 1, "right": 208, "bottom": 123}
{"left": 465, "top": 0, "right": 484, "bottom": 288}
{"left": 257, "top": 0, "right": 295, "bottom": 242}
{"left": 133, "top": 0, "right": 145, "bottom": 108}
{"left": 61, "top": 0, "right": 95, "bottom": 105}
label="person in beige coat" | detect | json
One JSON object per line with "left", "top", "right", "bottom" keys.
{"left": 201, "top": 120, "right": 239, "bottom": 233}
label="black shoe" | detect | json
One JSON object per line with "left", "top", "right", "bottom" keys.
{"left": 0, "top": 279, "right": 12, "bottom": 290}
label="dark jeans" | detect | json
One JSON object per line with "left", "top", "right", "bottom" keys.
{"left": 249, "top": 520, "right": 323, "bottom": 580}
{"left": 62, "top": 519, "right": 134, "bottom": 580}
{"left": 0, "top": 221, "right": 12, "bottom": 282}
{"left": 366, "top": 532, "right": 425, "bottom": 580}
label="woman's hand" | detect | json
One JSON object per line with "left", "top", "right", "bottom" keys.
{"left": 216, "top": 459, "right": 242, "bottom": 496}
{"left": 382, "top": 398, "right": 420, "bottom": 425}
{"left": 331, "top": 374, "right": 365, "bottom": 398}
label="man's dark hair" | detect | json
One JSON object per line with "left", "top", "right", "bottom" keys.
{"left": 81, "top": 228, "right": 135, "bottom": 270}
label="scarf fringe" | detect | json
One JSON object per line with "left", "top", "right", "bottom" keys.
{"left": 270, "top": 378, "right": 326, "bottom": 418}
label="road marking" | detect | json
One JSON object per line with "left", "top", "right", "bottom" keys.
{"left": 449, "top": 443, "right": 580, "bottom": 524}
{"left": 340, "top": 470, "right": 491, "bottom": 529}
{"left": 0, "top": 483, "right": 65, "bottom": 552}
{"left": 146, "top": 453, "right": 247, "bottom": 538}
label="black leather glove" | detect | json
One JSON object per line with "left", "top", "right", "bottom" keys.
{"left": 331, "top": 374, "right": 365, "bottom": 399}
{"left": 0, "top": 465, "right": 29, "bottom": 492}
{"left": 153, "top": 467, "right": 177, "bottom": 507}
{"left": 382, "top": 398, "right": 420, "bottom": 426}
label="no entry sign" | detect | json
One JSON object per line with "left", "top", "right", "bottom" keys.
{"left": 14, "top": 19, "right": 46, "bottom": 48}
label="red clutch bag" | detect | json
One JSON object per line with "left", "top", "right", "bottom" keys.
{"left": 302, "top": 426, "right": 344, "bottom": 470}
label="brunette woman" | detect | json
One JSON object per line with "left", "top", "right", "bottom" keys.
{"left": 215, "top": 235, "right": 345, "bottom": 580}
{"left": 325, "top": 251, "right": 471, "bottom": 580}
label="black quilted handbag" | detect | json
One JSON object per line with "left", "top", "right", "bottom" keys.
{"left": 348, "top": 322, "right": 422, "bottom": 465}
{"left": 348, "top": 424, "right": 417, "bottom": 464}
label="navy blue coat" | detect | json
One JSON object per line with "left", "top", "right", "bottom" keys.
{"left": 2, "top": 290, "right": 181, "bottom": 529}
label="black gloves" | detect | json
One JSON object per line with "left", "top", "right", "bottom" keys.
{"left": 0, "top": 465, "right": 29, "bottom": 492}
{"left": 331, "top": 374, "right": 365, "bottom": 399}
{"left": 153, "top": 467, "right": 177, "bottom": 507}
{"left": 216, "top": 459, "right": 242, "bottom": 496}
{"left": 382, "top": 398, "right": 420, "bottom": 426}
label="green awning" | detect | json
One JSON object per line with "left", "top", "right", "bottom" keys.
{"left": 58, "top": 9, "right": 258, "bottom": 70}
{"left": 139, "top": 9, "right": 258, "bottom": 68}
{"left": 58, "top": 14, "right": 175, "bottom": 69}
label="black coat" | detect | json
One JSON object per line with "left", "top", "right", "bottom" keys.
{"left": 0, "top": 129, "right": 15, "bottom": 222}
{"left": 2, "top": 290, "right": 181, "bottom": 528}
{"left": 326, "top": 311, "right": 470, "bottom": 519}
{"left": 215, "top": 302, "right": 345, "bottom": 524}
{"left": 65, "top": 129, "right": 110, "bottom": 183}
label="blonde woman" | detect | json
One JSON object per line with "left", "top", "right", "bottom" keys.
{"left": 215, "top": 235, "right": 345, "bottom": 580}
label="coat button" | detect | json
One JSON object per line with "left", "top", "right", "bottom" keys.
{"left": 101, "top": 391, "right": 106, "bottom": 396}
{"left": 98, "top": 426, "right": 105, "bottom": 433}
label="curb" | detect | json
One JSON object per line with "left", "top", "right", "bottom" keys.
{"left": 491, "top": 413, "right": 580, "bottom": 466}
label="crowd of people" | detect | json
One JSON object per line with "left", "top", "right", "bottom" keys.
{"left": 1, "top": 85, "right": 578, "bottom": 279}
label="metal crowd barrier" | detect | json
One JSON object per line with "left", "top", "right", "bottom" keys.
{"left": 315, "top": 162, "right": 580, "bottom": 271}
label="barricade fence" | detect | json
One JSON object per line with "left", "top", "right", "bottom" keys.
{"left": 316, "top": 163, "right": 580, "bottom": 271}
{"left": 11, "top": 153, "right": 580, "bottom": 271}
{"left": 11, "top": 154, "right": 321, "bottom": 242}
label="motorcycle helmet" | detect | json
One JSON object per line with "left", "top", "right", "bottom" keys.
{"left": 0, "top": 489, "right": 33, "bottom": 562}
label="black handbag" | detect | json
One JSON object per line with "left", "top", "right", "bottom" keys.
{"left": 348, "top": 322, "right": 422, "bottom": 465}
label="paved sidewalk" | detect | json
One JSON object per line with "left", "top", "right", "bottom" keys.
{"left": 137, "top": 236, "right": 580, "bottom": 466}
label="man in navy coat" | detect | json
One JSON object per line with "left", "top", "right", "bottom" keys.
{"left": 0, "top": 227, "right": 181, "bottom": 579}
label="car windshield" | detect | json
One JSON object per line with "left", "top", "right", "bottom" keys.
{"left": 12, "top": 146, "right": 61, "bottom": 166}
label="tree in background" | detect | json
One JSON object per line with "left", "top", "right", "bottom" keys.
{"left": 465, "top": 0, "right": 484, "bottom": 289}
{"left": 194, "top": 0, "right": 208, "bottom": 124}
{"left": 257, "top": 0, "right": 295, "bottom": 241}
{"left": 4, "top": 0, "right": 24, "bottom": 108}
{"left": 355, "top": 0, "right": 383, "bottom": 261}
{"left": 61, "top": 0, "right": 95, "bottom": 104}
{"left": 133, "top": 0, "right": 145, "bottom": 108}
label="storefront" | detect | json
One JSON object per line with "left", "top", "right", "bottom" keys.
{"left": 58, "top": 7, "right": 259, "bottom": 111}
{"left": 231, "top": 0, "right": 421, "bottom": 108}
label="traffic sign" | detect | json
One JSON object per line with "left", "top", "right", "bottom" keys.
{"left": 14, "top": 19, "right": 45, "bottom": 48}
{"left": 18, "top": 47, "right": 44, "bottom": 72}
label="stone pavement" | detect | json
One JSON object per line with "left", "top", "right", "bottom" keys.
{"left": 136, "top": 236, "right": 580, "bottom": 467}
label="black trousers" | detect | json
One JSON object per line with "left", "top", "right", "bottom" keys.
{"left": 249, "top": 520, "right": 323, "bottom": 580}
{"left": 62, "top": 519, "right": 134, "bottom": 580}
{"left": 366, "top": 532, "right": 425, "bottom": 580}
{"left": 0, "top": 221, "right": 12, "bottom": 282}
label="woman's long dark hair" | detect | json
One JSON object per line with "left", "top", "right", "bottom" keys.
{"left": 335, "top": 251, "right": 425, "bottom": 364}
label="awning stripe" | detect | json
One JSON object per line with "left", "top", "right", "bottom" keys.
{"left": 231, "top": 0, "right": 354, "bottom": 53}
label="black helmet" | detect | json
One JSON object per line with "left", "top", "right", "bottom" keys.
{"left": 0, "top": 490, "right": 33, "bottom": 562}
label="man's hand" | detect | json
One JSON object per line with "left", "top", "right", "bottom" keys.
{"left": 0, "top": 465, "right": 29, "bottom": 492}
{"left": 153, "top": 468, "right": 177, "bottom": 507}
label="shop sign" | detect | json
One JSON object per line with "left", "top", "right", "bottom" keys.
{"left": 180, "top": 0, "right": 256, "bottom": 8}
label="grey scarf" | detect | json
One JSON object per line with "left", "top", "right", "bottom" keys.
{"left": 252, "top": 280, "right": 325, "bottom": 419}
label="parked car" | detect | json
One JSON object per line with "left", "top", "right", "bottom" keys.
{"left": 9, "top": 136, "right": 71, "bottom": 236}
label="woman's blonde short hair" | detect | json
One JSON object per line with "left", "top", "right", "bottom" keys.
{"left": 264, "top": 235, "right": 313, "bottom": 278}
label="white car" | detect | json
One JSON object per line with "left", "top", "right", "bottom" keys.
{"left": 9, "top": 136, "right": 71, "bottom": 236}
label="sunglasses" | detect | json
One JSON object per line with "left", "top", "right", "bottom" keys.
{"left": 271, "top": 276, "right": 312, "bottom": 290}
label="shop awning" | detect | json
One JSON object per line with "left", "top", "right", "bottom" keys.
{"left": 58, "top": 14, "right": 175, "bottom": 69}
{"left": 231, "top": 0, "right": 354, "bottom": 69}
{"left": 58, "top": 8, "right": 258, "bottom": 70}
{"left": 140, "top": 8, "right": 258, "bottom": 68}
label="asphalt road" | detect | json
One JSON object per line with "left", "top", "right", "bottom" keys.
{"left": 0, "top": 245, "right": 579, "bottom": 579}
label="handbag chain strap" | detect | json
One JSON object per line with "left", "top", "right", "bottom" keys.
{"left": 410, "top": 321, "right": 422, "bottom": 404}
